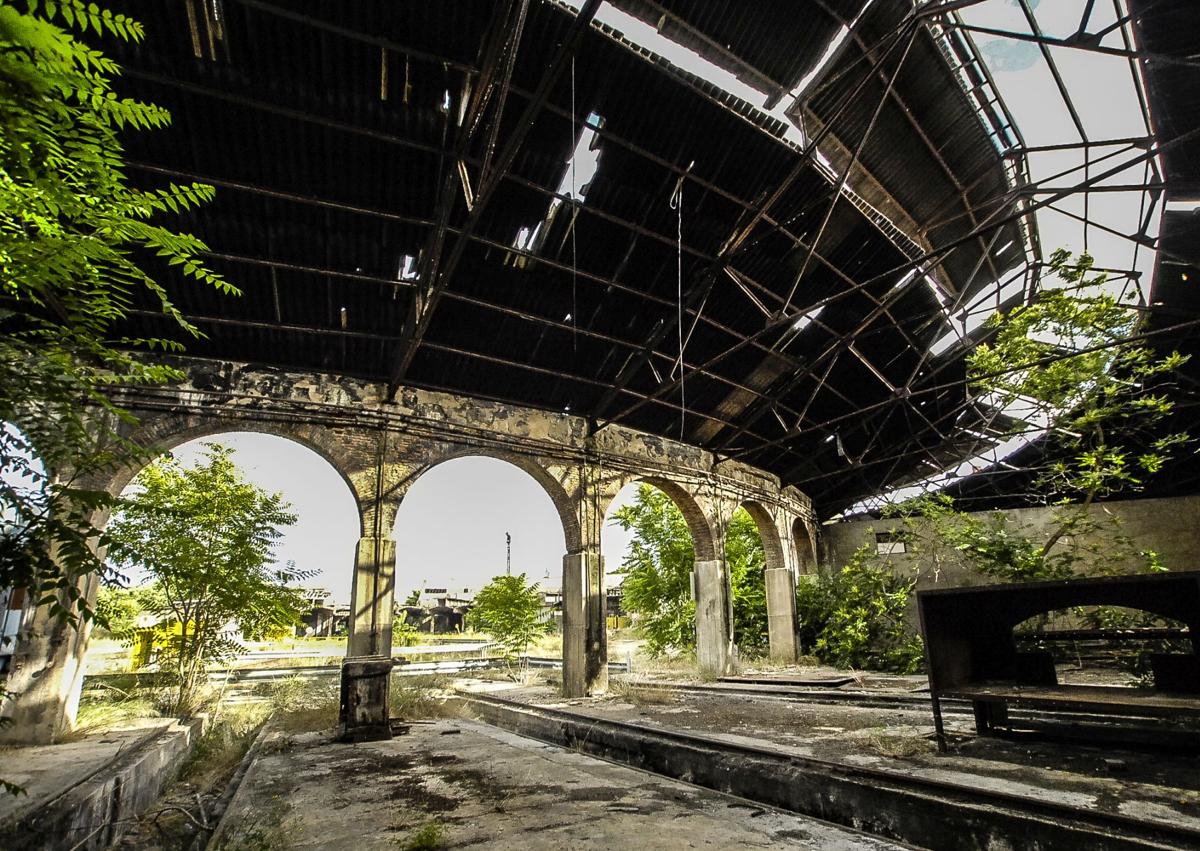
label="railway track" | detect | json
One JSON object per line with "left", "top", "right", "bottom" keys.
{"left": 458, "top": 690, "right": 1200, "bottom": 851}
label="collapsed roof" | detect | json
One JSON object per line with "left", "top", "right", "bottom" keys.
{"left": 101, "top": 0, "right": 1193, "bottom": 517}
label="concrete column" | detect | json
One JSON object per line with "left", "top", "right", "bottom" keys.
{"left": 0, "top": 574, "right": 97, "bottom": 745}
{"left": 694, "top": 558, "right": 732, "bottom": 675}
{"left": 347, "top": 535, "right": 396, "bottom": 658}
{"left": 765, "top": 567, "right": 799, "bottom": 662}
{"left": 562, "top": 549, "right": 607, "bottom": 697}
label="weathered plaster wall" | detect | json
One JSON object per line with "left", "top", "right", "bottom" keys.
{"left": 821, "top": 495, "right": 1200, "bottom": 592}
{"left": 2, "top": 356, "right": 818, "bottom": 742}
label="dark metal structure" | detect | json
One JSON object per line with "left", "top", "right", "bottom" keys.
{"left": 917, "top": 570, "right": 1200, "bottom": 751}
{"left": 104, "top": 0, "right": 1199, "bottom": 517}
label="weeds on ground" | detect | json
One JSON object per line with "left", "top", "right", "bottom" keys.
{"left": 391, "top": 675, "right": 451, "bottom": 719}
{"left": 607, "top": 678, "right": 676, "bottom": 706}
{"left": 181, "top": 702, "right": 272, "bottom": 787}
{"left": 62, "top": 683, "right": 165, "bottom": 740}
{"left": 858, "top": 726, "right": 936, "bottom": 759}
{"left": 260, "top": 676, "right": 341, "bottom": 733}
{"left": 217, "top": 797, "right": 295, "bottom": 851}
{"left": 396, "top": 820, "right": 445, "bottom": 850}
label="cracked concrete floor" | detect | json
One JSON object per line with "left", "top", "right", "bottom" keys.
{"left": 217, "top": 718, "right": 908, "bottom": 849}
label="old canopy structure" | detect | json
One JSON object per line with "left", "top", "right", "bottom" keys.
{"left": 5, "top": 0, "right": 1198, "bottom": 741}
{"left": 106, "top": 0, "right": 1037, "bottom": 518}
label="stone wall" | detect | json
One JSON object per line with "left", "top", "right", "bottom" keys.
{"left": 820, "top": 495, "right": 1200, "bottom": 592}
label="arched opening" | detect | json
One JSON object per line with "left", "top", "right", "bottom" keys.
{"left": 729, "top": 502, "right": 789, "bottom": 659}
{"left": 602, "top": 479, "right": 715, "bottom": 659}
{"left": 391, "top": 456, "right": 567, "bottom": 650}
{"left": 1013, "top": 606, "right": 1192, "bottom": 686}
{"left": 98, "top": 432, "right": 360, "bottom": 663}
{"left": 793, "top": 517, "right": 816, "bottom": 575}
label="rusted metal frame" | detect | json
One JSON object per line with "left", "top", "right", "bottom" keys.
{"left": 1041, "top": 199, "right": 1158, "bottom": 252}
{"left": 948, "top": 20, "right": 1200, "bottom": 70}
{"left": 123, "top": 69, "right": 452, "bottom": 160}
{"left": 386, "top": 0, "right": 601, "bottom": 395}
{"left": 1017, "top": 0, "right": 1089, "bottom": 144}
{"left": 129, "top": 69, "right": 900, "bottom": 364}
{"left": 716, "top": 17, "right": 921, "bottom": 262}
{"left": 400, "top": 0, "right": 529, "bottom": 397}
{"left": 227, "top": 0, "right": 479, "bottom": 76}
{"left": 783, "top": 21, "right": 921, "bottom": 312}
{"left": 835, "top": 23, "right": 1005, "bottom": 303}
{"left": 1113, "top": 0, "right": 1163, "bottom": 189}
{"left": 593, "top": 20, "right": 938, "bottom": 432}
{"left": 128, "top": 173, "right": 802, "bottom": 406}
{"left": 1023, "top": 183, "right": 1167, "bottom": 194}
{"left": 1008, "top": 135, "right": 1153, "bottom": 155}
{"left": 921, "top": 139, "right": 1144, "bottom": 234}
{"left": 716, "top": 124, "right": 1200, "bottom": 459}
{"left": 417, "top": 344, "right": 766, "bottom": 435}
{"left": 744, "top": 309, "right": 1200, "bottom": 468}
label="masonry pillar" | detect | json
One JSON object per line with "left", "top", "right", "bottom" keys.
{"left": 0, "top": 581, "right": 95, "bottom": 745}
{"left": 694, "top": 558, "right": 733, "bottom": 675}
{"left": 765, "top": 567, "right": 799, "bottom": 662}
{"left": 347, "top": 535, "right": 396, "bottom": 658}
{"left": 562, "top": 549, "right": 606, "bottom": 697}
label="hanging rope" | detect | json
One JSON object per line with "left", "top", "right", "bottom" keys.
{"left": 669, "top": 162, "right": 693, "bottom": 440}
{"left": 570, "top": 56, "right": 578, "bottom": 354}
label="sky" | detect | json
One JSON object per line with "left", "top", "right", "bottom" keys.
{"left": 160, "top": 433, "right": 639, "bottom": 604}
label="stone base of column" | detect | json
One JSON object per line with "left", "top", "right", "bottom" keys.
{"left": 0, "top": 593, "right": 93, "bottom": 745}
{"left": 347, "top": 536, "right": 396, "bottom": 658}
{"left": 339, "top": 656, "right": 393, "bottom": 742}
{"left": 765, "top": 567, "right": 799, "bottom": 662}
{"left": 562, "top": 550, "right": 607, "bottom": 697}
{"left": 694, "top": 558, "right": 732, "bottom": 676}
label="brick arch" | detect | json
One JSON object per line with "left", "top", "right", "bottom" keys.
{"left": 604, "top": 475, "right": 718, "bottom": 563}
{"left": 391, "top": 447, "right": 581, "bottom": 553}
{"left": 792, "top": 516, "right": 817, "bottom": 574}
{"left": 102, "top": 414, "right": 365, "bottom": 530}
{"left": 736, "top": 500, "right": 787, "bottom": 573}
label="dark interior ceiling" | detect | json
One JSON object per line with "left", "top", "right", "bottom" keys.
{"left": 98, "top": 0, "right": 1196, "bottom": 518}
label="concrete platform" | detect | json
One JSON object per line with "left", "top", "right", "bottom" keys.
{"left": 457, "top": 677, "right": 1200, "bottom": 846}
{"left": 216, "top": 718, "right": 906, "bottom": 849}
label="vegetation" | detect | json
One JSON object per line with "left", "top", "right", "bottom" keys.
{"left": 469, "top": 573, "right": 548, "bottom": 660}
{"left": 794, "top": 547, "right": 924, "bottom": 673}
{"left": 105, "top": 444, "right": 305, "bottom": 712}
{"left": 797, "top": 251, "right": 1189, "bottom": 676}
{"left": 611, "top": 485, "right": 768, "bottom": 657}
{"left": 0, "top": 0, "right": 230, "bottom": 623}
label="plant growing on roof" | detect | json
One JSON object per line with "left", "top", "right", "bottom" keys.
{"left": 886, "top": 250, "right": 1187, "bottom": 583}
{"left": 0, "top": 0, "right": 233, "bottom": 623}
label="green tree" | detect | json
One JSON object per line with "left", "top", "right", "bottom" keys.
{"left": 611, "top": 485, "right": 768, "bottom": 657}
{"left": 0, "top": 0, "right": 232, "bottom": 622}
{"left": 960, "top": 249, "right": 1186, "bottom": 569}
{"left": 794, "top": 548, "right": 923, "bottom": 674}
{"left": 105, "top": 444, "right": 303, "bottom": 712}
{"left": 93, "top": 583, "right": 143, "bottom": 638}
{"left": 470, "top": 573, "right": 547, "bottom": 660}
{"left": 403, "top": 589, "right": 422, "bottom": 606}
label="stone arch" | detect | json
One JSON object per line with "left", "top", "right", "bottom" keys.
{"left": 603, "top": 475, "right": 718, "bottom": 562}
{"left": 102, "top": 414, "right": 366, "bottom": 529}
{"left": 792, "top": 516, "right": 817, "bottom": 575}
{"left": 394, "top": 446, "right": 581, "bottom": 553}
{"left": 736, "top": 500, "right": 788, "bottom": 573}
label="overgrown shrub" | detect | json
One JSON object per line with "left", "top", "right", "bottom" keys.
{"left": 794, "top": 547, "right": 923, "bottom": 674}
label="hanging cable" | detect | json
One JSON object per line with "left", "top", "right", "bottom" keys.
{"left": 669, "top": 162, "right": 693, "bottom": 439}
{"left": 570, "top": 56, "right": 578, "bottom": 354}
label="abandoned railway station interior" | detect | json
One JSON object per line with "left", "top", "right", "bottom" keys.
{"left": 4, "top": 0, "right": 1200, "bottom": 848}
